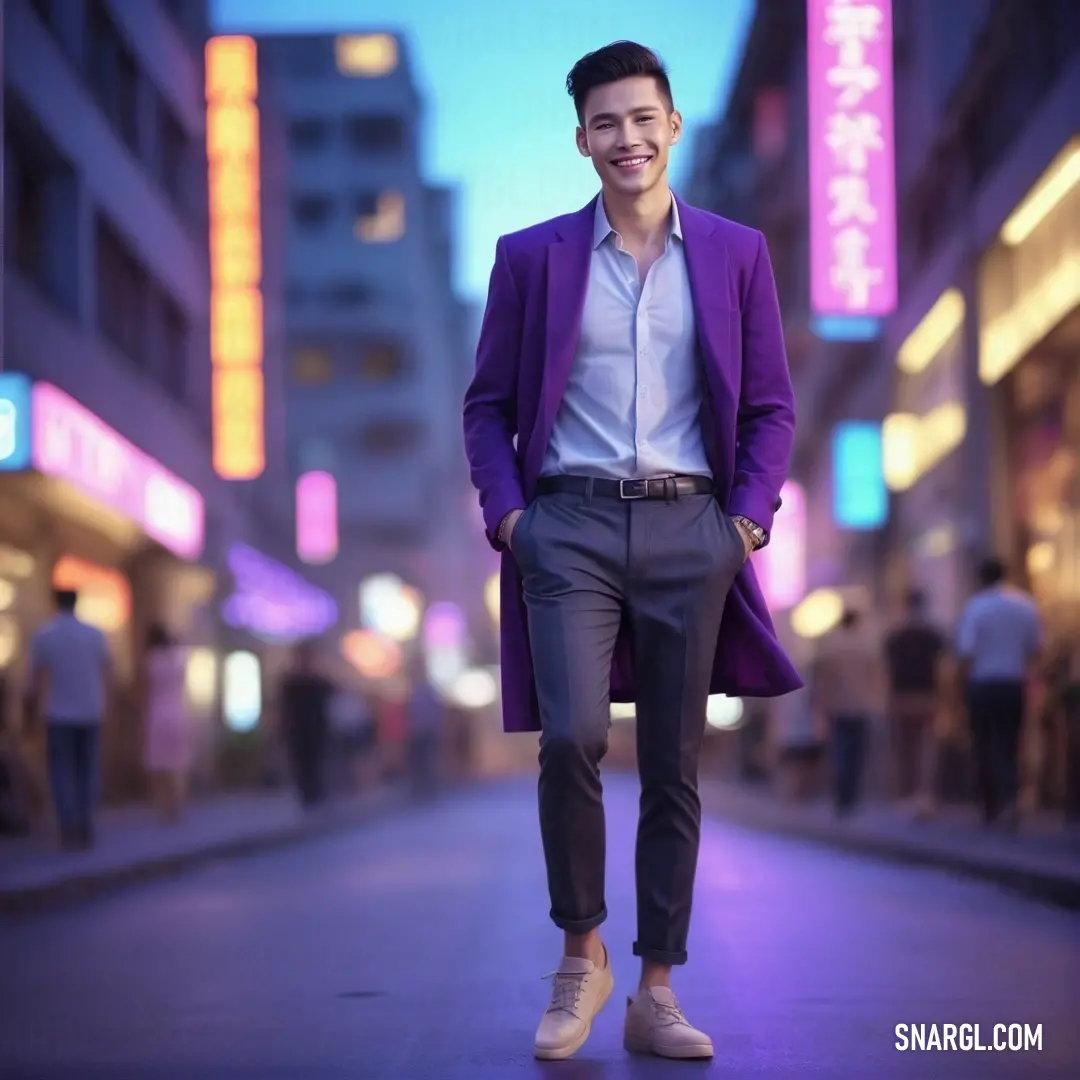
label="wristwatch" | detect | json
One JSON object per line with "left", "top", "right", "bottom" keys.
{"left": 732, "top": 515, "right": 766, "bottom": 550}
{"left": 497, "top": 510, "right": 521, "bottom": 547}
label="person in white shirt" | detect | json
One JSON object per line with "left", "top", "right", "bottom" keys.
{"left": 956, "top": 557, "right": 1041, "bottom": 826}
{"left": 811, "top": 607, "right": 886, "bottom": 816}
{"left": 27, "top": 589, "right": 111, "bottom": 850}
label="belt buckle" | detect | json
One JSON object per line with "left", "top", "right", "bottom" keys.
{"left": 619, "top": 478, "right": 649, "bottom": 500}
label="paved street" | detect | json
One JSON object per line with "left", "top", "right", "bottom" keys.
{"left": 2, "top": 773, "right": 1077, "bottom": 1080}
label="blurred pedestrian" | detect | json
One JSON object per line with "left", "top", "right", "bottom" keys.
{"left": 811, "top": 608, "right": 885, "bottom": 817}
{"left": 463, "top": 42, "right": 799, "bottom": 1061}
{"left": 883, "top": 588, "right": 947, "bottom": 817}
{"left": 278, "top": 640, "right": 334, "bottom": 808}
{"left": 957, "top": 557, "right": 1041, "bottom": 827}
{"left": 406, "top": 655, "right": 445, "bottom": 798}
{"left": 141, "top": 624, "right": 192, "bottom": 824}
{"left": 25, "top": 588, "right": 111, "bottom": 850}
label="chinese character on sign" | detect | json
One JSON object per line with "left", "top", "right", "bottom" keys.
{"left": 831, "top": 227, "right": 883, "bottom": 309}
{"left": 827, "top": 62, "right": 880, "bottom": 109}
{"left": 827, "top": 175, "right": 877, "bottom": 225}
{"left": 824, "top": 2, "right": 883, "bottom": 67}
{"left": 825, "top": 112, "right": 883, "bottom": 172}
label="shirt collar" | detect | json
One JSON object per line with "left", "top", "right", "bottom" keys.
{"left": 593, "top": 194, "right": 682, "bottom": 250}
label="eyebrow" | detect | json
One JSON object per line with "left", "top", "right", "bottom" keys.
{"left": 588, "top": 108, "right": 660, "bottom": 124}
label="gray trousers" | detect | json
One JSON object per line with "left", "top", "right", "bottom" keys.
{"left": 513, "top": 486, "right": 745, "bottom": 965}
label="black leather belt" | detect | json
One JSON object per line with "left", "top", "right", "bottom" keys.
{"left": 535, "top": 474, "right": 715, "bottom": 500}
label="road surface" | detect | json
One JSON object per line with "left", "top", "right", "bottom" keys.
{"left": 2, "top": 773, "right": 1077, "bottom": 1078}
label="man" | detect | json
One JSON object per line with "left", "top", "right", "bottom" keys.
{"left": 27, "top": 589, "right": 111, "bottom": 850}
{"left": 811, "top": 608, "right": 884, "bottom": 816}
{"left": 883, "top": 588, "right": 946, "bottom": 816}
{"left": 278, "top": 640, "right": 335, "bottom": 808}
{"left": 957, "top": 557, "right": 1041, "bottom": 826}
{"left": 462, "top": 41, "right": 800, "bottom": 1062}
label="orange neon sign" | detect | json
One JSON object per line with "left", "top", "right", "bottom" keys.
{"left": 206, "top": 35, "right": 264, "bottom": 480}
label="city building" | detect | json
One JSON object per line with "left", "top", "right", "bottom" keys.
{"left": 250, "top": 30, "right": 485, "bottom": 670}
{"left": 1, "top": 0, "right": 324, "bottom": 798}
{"left": 688, "top": 0, "right": 1080, "bottom": 805}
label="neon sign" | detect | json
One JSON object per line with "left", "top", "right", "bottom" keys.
{"left": 206, "top": 35, "right": 265, "bottom": 480}
{"left": 296, "top": 470, "right": 338, "bottom": 564}
{"left": 222, "top": 543, "right": 337, "bottom": 642}
{"left": 832, "top": 421, "right": 887, "bottom": 529}
{"left": 0, "top": 372, "right": 32, "bottom": 471}
{"left": 808, "top": 0, "right": 896, "bottom": 317}
{"left": 754, "top": 481, "right": 806, "bottom": 611}
{"left": 31, "top": 383, "right": 204, "bottom": 559}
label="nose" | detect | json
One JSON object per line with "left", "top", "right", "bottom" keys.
{"left": 615, "top": 122, "right": 642, "bottom": 150}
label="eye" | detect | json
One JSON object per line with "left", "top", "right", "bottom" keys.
{"left": 595, "top": 122, "right": 612, "bottom": 130}
{"left": 637, "top": 117, "right": 654, "bottom": 124}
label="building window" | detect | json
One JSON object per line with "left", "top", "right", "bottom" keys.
{"left": 357, "top": 418, "right": 425, "bottom": 455}
{"left": 344, "top": 114, "right": 405, "bottom": 155}
{"left": 335, "top": 34, "right": 398, "bottom": 77}
{"left": 354, "top": 190, "right": 405, "bottom": 243}
{"left": 4, "top": 102, "right": 79, "bottom": 315}
{"left": 289, "top": 118, "right": 330, "bottom": 155}
{"left": 157, "top": 97, "right": 188, "bottom": 210}
{"left": 85, "top": 0, "right": 141, "bottom": 156}
{"left": 360, "top": 341, "right": 407, "bottom": 382}
{"left": 325, "top": 281, "right": 372, "bottom": 309}
{"left": 96, "top": 216, "right": 149, "bottom": 369}
{"left": 292, "top": 194, "right": 334, "bottom": 229}
{"left": 292, "top": 346, "right": 334, "bottom": 384}
{"left": 157, "top": 290, "right": 190, "bottom": 404}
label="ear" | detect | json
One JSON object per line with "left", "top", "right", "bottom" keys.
{"left": 575, "top": 126, "right": 591, "bottom": 158}
{"left": 669, "top": 109, "right": 684, "bottom": 145}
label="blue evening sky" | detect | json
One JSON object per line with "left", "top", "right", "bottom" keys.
{"left": 212, "top": 0, "right": 755, "bottom": 302}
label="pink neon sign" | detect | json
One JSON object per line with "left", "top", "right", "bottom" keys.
{"left": 31, "top": 383, "right": 204, "bottom": 560}
{"left": 808, "top": 0, "right": 897, "bottom": 317}
{"left": 753, "top": 481, "right": 806, "bottom": 612}
{"left": 296, "top": 470, "right": 338, "bottom": 564}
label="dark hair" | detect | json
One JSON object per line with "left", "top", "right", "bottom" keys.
{"left": 147, "top": 623, "right": 172, "bottom": 650}
{"left": 840, "top": 608, "right": 861, "bottom": 630}
{"left": 977, "top": 557, "right": 1006, "bottom": 588}
{"left": 54, "top": 589, "right": 77, "bottom": 612}
{"left": 905, "top": 588, "right": 926, "bottom": 613}
{"left": 566, "top": 41, "right": 674, "bottom": 125}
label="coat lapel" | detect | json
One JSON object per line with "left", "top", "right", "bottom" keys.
{"left": 676, "top": 195, "right": 735, "bottom": 388}
{"left": 522, "top": 198, "right": 595, "bottom": 487}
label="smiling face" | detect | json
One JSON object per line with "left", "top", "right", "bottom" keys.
{"left": 576, "top": 76, "right": 681, "bottom": 198}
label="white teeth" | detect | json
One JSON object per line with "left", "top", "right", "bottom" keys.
{"left": 615, "top": 157, "right": 650, "bottom": 167}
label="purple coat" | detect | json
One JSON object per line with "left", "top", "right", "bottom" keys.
{"left": 463, "top": 194, "right": 804, "bottom": 734}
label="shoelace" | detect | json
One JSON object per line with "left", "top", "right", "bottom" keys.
{"left": 541, "top": 970, "right": 587, "bottom": 1015}
{"left": 652, "top": 996, "right": 689, "bottom": 1027}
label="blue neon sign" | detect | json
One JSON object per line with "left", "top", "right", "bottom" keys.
{"left": 832, "top": 421, "right": 887, "bottom": 530}
{"left": 0, "top": 372, "right": 32, "bottom": 472}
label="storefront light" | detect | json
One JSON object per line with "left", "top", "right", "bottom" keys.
{"left": 706, "top": 695, "right": 745, "bottom": 731}
{"left": 0, "top": 616, "right": 17, "bottom": 668}
{"left": 185, "top": 648, "right": 218, "bottom": 712}
{"left": 882, "top": 412, "right": 921, "bottom": 491}
{"left": 791, "top": 588, "right": 844, "bottom": 640}
{"left": 897, "top": 289, "right": 965, "bottom": 375}
{"left": 342, "top": 628, "right": 401, "bottom": 680}
{"left": 223, "top": 650, "right": 261, "bottom": 733}
{"left": 0, "top": 580, "right": 14, "bottom": 614}
{"left": 1026, "top": 542, "right": 1055, "bottom": 578}
{"left": 484, "top": 573, "right": 500, "bottom": 625}
{"left": 1000, "top": 138, "right": 1080, "bottom": 247}
{"left": 449, "top": 667, "right": 497, "bottom": 710}
{"left": 359, "top": 574, "right": 422, "bottom": 643}
{"left": 52, "top": 556, "right": 131, "bottom": 632}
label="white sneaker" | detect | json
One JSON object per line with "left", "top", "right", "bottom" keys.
{"left": 533, "top": 947, "right": 614, "bottom": 1060}
{"left": 624, "top": 986, "right": 714, "bottom": 1059}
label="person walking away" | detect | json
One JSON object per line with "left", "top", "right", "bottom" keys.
{"left": 141, "top": 624, "right": 192, "bottom": 824}
{"left": 883, "top": 588, "right": 947, "bottom": 818}
{"left": 956, "top": 557, "right": 1041, "bottom": 827}
{"left": 811, "top": 608, "right": 884, "bottom": 817}
{"left": 462, "top": 42, "right": 800, "bottom": 1061}
{"left": 279, "top": 640, "right": 334, "bottom": 808}
{"left": 407, "top": 661, "right": 445, "bottom": 798}
{"left": 25, "top": 588, "right": 111, "bottom": 850}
